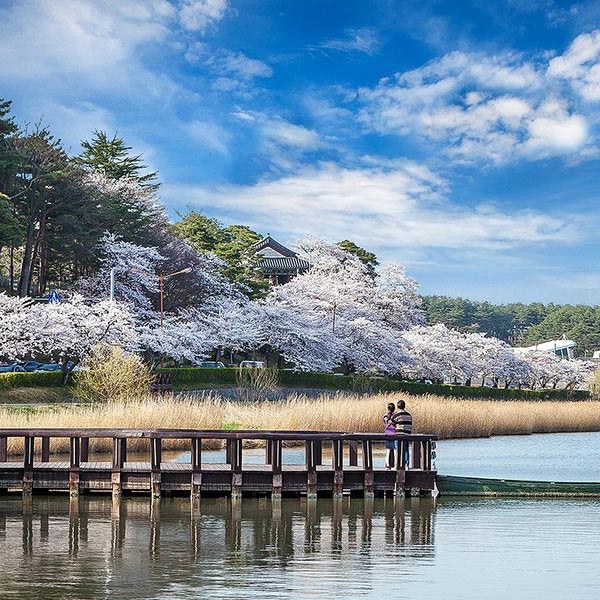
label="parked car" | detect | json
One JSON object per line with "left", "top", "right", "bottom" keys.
{"left": 197, "top": 361, "right": 226, "bottom": 369}
{"left": 239, "top": 360, "right": 264, "bottom": 369}
{"left": 22, "top": 361, "right": 43, "bottom": 372}
{"left": 37, "top": 363, "right": 63, "bottom": 371}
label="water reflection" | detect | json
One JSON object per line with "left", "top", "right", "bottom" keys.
{"left": 0, "top": 495, "right": 436, "bottom": 599}
{"left": 3, "top": 494, "right": 600, "bottom": 599}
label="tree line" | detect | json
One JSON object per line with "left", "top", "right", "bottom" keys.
{"left": 421, "top": 296, "right": 600, "bottom": 356}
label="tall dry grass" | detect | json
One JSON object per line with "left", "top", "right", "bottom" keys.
{"left": 2, "top": 391, "right": 600, "bottom": 456}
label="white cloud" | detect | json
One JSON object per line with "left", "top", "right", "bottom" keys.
{"left": 548, "top": 30, "right": 600, "bottom": 102}
{"left": 178, "top": 0, "right": 228, "bottom": 33}
{"left": 186, "top": 120, "right": 231, "bottom": 154}
{"left": 358, "top": 47, "right": 592, "bottom": 164}
{"left": 186, "top": 43, "right": 272, "bottom": 79}
{"left": 0, "top": 0, "right": 171, "bottom": 79}
{"left": 311, "top": 27, "right": 380, "bottom": 55}
{"left": 524, "top": 101, "right": 588, "bottom": 156}
{"left": 164, "top": 162, "right": 581, "bottom": 258}
{"left": 262, "top": 119, "right": 320, "bottom": 149}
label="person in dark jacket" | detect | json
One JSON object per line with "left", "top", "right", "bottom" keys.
{"left": 392, "top": 400, "right": 412, "bottom": 467}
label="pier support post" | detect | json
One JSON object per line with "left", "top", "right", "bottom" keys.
{"left": 191, "top": 438, "right": 202, "bottom": 499}
{"left": 332, "top": 439, "right": 344, "bottom": 498}
{"left": 69, "top": 436, "right": 80, "bottom": 497}
{"left": 271, "top": 439, "right": 282, "bottom": 499}
{"left": 231, "top": 438, "right": 243, "bottom": 500}
{"left": 306, "top": 440, "right": 317, "bottom": 499}
{"left": 395, "top": 468, "right": 406, "bottom": 497}
{"left": 22, "top": 436, "right": 34, "bottom": 496}
{"left": 112, "top": 437, "right": 126, "bottom": 497}
{"left": 151, "top": 437, "right": 162, "bottom": 499}
{"left": 362, "top": 440, "right": 374, "bottom": 498}
{"left": 395, "top": 441, "right": 407, "bottom": 497}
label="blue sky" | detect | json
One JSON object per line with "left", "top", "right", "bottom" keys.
{"left": 2, "top": 0, "right": 600, "bottom": 304}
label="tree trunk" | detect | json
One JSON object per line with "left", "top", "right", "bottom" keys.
{"left": 60, "top": 358, "right": 78, "bottom": 386}
{"left": 18, "top": 215, "right": 37, "bottom": 297}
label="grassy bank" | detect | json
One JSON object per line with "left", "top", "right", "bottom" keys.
{"left": 1, "top": 391, "right": 600, "bottom": 456}
{"left": 0, "top": 387, "right": 74, "bottom": 405}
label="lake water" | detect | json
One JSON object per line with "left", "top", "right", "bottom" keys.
{"left": 2, "top": 432, "right": 600, "bottom": 599}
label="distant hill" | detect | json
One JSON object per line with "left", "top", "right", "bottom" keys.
{"left": 420, "top": 296, "right": 600, "bottom": 356}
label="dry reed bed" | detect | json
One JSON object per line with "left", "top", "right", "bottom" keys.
{"left": 1, "top": 391, "right": 600, "bottom": 456}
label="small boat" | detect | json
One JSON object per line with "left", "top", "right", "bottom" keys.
{"left": 436, "top": 474, "right": 600, "bottom": 497}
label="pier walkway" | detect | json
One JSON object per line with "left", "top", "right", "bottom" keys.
{"left": 0, "top": 429, "right": 437, "bottom": 498}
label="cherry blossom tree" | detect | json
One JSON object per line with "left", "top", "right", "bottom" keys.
{"left": 262, "top": 238, "right": 418, "bottom": 374}
{"left": 77, "top": 232, "right": 163, "bottom": 318}
{"left": 0, "top": 293, "right": 137, "bottom": 382}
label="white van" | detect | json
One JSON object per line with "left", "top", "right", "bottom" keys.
{"left": 239, "top": 361, "right": 265, "bottom": 369}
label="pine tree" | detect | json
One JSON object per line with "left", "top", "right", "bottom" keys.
{"left": 76, "top": 130, "right": 159, "bottom": 188}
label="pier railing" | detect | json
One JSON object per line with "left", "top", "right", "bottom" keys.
{"left": 0, "top": 429, "right": 437, "bottom": 498}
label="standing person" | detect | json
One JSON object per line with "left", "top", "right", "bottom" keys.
{"left": 383, "top": 402, "right": 396, "bottom": 469}
{"left": 392, "top": 400, "right": 412, "bottom": 468}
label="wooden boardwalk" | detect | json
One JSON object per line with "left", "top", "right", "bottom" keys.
{"left": 0, "top": 429, "right": 437, "bottom": 498}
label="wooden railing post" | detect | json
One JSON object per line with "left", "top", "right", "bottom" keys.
{"left": 271, "top": 439, "right": 283, "bottom": 498}
{"left": 349, "top": 441, "right": 358, "bottom": 467}
{"left": 332, "top": 438, "right": 343, "bottom": 497}
{"left": 265, "top": 439, "right": 273, "bottom": 465}
{"left": 150, "top": 437, "right": 162, "bottom": 499}
{"left": 225, "top": 439, "right": 233, "bottom": 464}
{"left": 41, "top": 437, "right": 50, "bottom": 463}
{"left": 80, "top": 438, "right": 89, "bottom": 463}
{"left": 362, "top": 439, "right": 374, "bottom": 498}
{"left": 412, "top": 440, "right": 422, "bottom": 470}
{"left": 423, "top": 440, "right": 432, "bottom": 471}
{"left": 0, "top": 436, "right": 7, "bottom": 462}
{"left": 69, "top": 437, "right": 80, "bottom": 497}
{"left": 305, "top": 439, "right": 317, "bottom": 499}
{"left": 191, "top": 438, "right": 202, "bottom": 499}
{"left": 23, "top": 436, "right": 34, "bottom": 495}
{"left": 315, "top": 440, "right": 323, "bottom": 466}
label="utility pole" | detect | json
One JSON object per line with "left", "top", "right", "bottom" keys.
{"left": 110, "top": 268, "right": 115, "bottom": 302}
{"left": 131, "top": 267, "right": 192, "bottom": 326}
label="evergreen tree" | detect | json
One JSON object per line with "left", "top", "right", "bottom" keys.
{"left": 173, "top": 210, "right": 268, "bottom": 297}
{"left": 76, "top": 130, "right": 158, "bottom": 188}
{"left": 0, "top": 98, "right": 20, "bottom": 196}
{"left": 337, "top": 240, "right": 379, "bottom": 277}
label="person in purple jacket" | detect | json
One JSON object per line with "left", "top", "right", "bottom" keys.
{"left": 383, "top": 402, "right": 396, "bottom": 468}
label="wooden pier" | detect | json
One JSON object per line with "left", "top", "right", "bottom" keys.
{"left": 0, "top": 429, "right": 437, "bottom": 499}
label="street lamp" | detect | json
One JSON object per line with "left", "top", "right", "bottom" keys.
{"left": 131, "top": 267, "right": 192, "bottom": 326}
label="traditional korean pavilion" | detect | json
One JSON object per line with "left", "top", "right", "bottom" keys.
{"left": 252, "top": 235, "right": 310, "bottom": 285}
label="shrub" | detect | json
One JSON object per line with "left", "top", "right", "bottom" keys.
{"left": 158, "top": 367, "right": 237, "bottom": 385}
{"left": 0, "top": 371, "right": 63, "bottom": 389}
{"left": 134, "top": 367, "right": 591, "bottom": 401}
{"left": 235, "top": 367, "right": 279, "bottom": 401}
{"left": 72, "top": 345, "right": 154, "bottom": 403}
